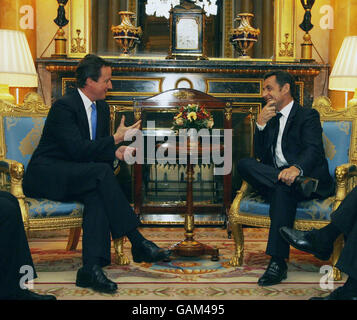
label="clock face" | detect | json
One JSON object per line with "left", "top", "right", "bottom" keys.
{"left": 176, "top": 17, "right": 199, "bottom": 50}
{"left": 167, "top": 8, "right": 206, "bottom": 59}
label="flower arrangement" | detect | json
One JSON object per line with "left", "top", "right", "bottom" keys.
{"left": 172, "top": 104, "right": 214, "bottom": 132}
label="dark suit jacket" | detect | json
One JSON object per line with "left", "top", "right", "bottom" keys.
{"left": 331, "top": 186, "right": 357, "bottom": 278}
{"left": 0, "top": 191, "right": 37, "bottom": 298}
{"left": 23, "top": 90, "right": 116, "bottom": 200}
{"left": 254, "top": 102, "right": 334, "bottom": 198}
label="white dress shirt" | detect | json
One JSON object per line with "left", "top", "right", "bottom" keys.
{"left": 257, "top": 100, "right": 294, "bottom": 168}
{"left": 78, "top": 89, "right": 96, "bottom": 140}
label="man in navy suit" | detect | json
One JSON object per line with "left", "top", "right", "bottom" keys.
{"left": 237, "top": 71, "right": 334, "bottom": 286}
{"left": 23, "top": 54, "right": 170, "bottom": 294}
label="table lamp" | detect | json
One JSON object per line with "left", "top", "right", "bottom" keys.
{"left": 0, "top": 29, "right": 38, "bottom": 104}
{"left": 329, "top": 36, "right": 357, "bottom": 108}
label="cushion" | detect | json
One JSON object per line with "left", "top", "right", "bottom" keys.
{"left": 26, "top": 198, "right": 83, "bottom": 219}
{"left": 3, "top": 116, "right": 46, "bottom": 169}
{"left": 239, "top": 192, "right": 335, "bottom": 221}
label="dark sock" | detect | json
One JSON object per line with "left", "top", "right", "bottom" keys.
{"left": 316, "top": 223, "right": 341, "bottom": 245}
{"left": 343, "top": 276, "right": 357, "bottom": 293}
{"left": 82, "top": 264, "right": 96, "bottom": 272}
{"left": 271, "top": 256, "right": 286, "bottom": 267}
{"left": 82, "top": 257, "right": 102, "bottom": 270}
{"left": 126, "top": 228, "right": 146, "bottom": 248}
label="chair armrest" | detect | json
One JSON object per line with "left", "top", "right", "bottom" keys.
{"left": 0, "top": 159, "right": 25, "bottom": 198}
{"left": 334, "top": 163, "right": 357, "bottom": 210}
{"left": 239, "top": 180, "right": 253, "bottom": 196}
{"left": 114, "top": 163, "right": 121, "bottom": 176}
{"left": 113, "top": 158, "right": 121, "bottom": 176}
{"left": 229, "top": 180, "right": 253, "bottom": 222}
{"left": 0, "top": 159, "right": 29, "bottom": 228}
{"left": 0, "top": 159, "right": 25, "bottom": 186}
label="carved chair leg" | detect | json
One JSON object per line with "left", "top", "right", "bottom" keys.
{"left": 229, "top": 222, "right": 244, "bottom": 267}
{"left": 330, "top": 234, "right": 344, "bottom": 281}
{"left": 113, "top": 237, "right": 130, "bottom": 265}
{"left": 66, "top": 227, "right": 81, "bottom": 251}
{"left": 332, "top": 266, "right": 342, "bottom": 281}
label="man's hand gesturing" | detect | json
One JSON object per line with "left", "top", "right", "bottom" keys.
{"left": 115, "top": 145, "right": 136, "bottom": 161}
{"left": 113, "top": 115, "right": 141, "bottom": 144}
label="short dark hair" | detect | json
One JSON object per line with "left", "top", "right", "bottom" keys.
{"left": 264, "top": 70, "right": 296, "bottom": 99}
{"left": 75, "top": 54, "right": 111, "bottom": 88}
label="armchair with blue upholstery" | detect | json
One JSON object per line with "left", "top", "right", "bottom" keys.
{"left": 228, "top": 96, "right": 357, "bottom": 280}
{"left": 0, "top": 93, "right": 129, "bottom": 265}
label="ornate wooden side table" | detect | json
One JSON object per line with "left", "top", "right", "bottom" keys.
{"left": 158, "top": 139, "right": 221, "bottom": 261}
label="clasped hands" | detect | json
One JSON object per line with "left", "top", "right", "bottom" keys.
{"left": 114, "top": 115, "right": 141, "bottom": 161}
{"left": 278, "top": 166, "right": 300, "bottom": 186}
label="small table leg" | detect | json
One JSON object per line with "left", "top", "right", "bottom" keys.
{"left": 169, "top": 163, "right": 219, "bottom": 261}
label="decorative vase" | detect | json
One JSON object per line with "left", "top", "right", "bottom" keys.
{"left": 111, "top": 11, "right": 142, "bottom": 57}
{"left": 230, "top": 13, "right": 260, "bottom": 59}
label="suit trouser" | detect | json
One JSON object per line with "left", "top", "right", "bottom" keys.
{"left": 24, "top": 162, "right": 140, "bottom": 267}
{"left": 67, "top": 162, "right": 141, "bottom": 267}
{"left": 330, "top": 186, "right": 357, "bottom": 279}
{"left": 237, "top": 158, "right": 307, "bottom": 259}
{"left": 0, "top": 191, "right": 37, "bottom": 298}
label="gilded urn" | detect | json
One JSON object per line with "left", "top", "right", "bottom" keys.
{"left": 230, "top": 13, "right": 260, "bottom": 59}
{"left": 111, "top": 11, "right": 142, "bottom": 57}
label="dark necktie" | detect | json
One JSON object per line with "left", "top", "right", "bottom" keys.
{"left": 91, "top": 102, "right": 97, "bottom": 140}
{"left": 272, "top": 112, "right": 282, "bottom": 167}
{"left": 272, "top": 112, "right": 282, "bottom": 147}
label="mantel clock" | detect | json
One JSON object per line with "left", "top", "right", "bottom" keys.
{"left": 167, "top": 0, "right": 207, "bottom": 60}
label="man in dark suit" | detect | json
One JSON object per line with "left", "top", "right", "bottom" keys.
{"left": 280, "top": 186, "right": 357, "bottom": 300}
{"left": 237, "top": 71, "right": 334, "bottom": 286}
{"left": 23, "top": 54, "right": 170, "bottom": 294}
{"left": 0, "top": 191, "right": 56, "bottom": 300}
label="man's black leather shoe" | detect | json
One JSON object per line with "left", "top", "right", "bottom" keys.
{"left": 294, "top": 176, "right": 319, "bottom": 198}
{"left": 279, "top": 227, "right": 332, "bottom": 260}
{"left": 4, "top": 289, "right": 57, "bottom": 300}
{"left": 132, "top": 239, "right": 171, "bottom": 263}
{"left": 309, "top": 286, "right": 357, "bottom": 300}
{"left": 76, "top": 265, "right": 117, "bottom": 294}
{"left": 258, "top": 260, "right": 287, "bottom": 286}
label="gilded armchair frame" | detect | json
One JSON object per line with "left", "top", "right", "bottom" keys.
{"left": 228, "top": 97, "right": 357, "bottom": 281}
{"left": 0, "top": 93, "right": 129, "bottom": 265}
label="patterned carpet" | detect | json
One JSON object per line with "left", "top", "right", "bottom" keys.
{"left": 28, "top": 227, "right": 346, "bottom": 300}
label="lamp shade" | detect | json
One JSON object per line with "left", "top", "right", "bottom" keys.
{"left": 0, "top": 29, "right": 38, "bottom": 87}
{"left": 329, "top": 36, "right": 357, "bottom": 92}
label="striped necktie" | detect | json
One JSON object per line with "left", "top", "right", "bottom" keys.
{"left": 91, "top": 102, "right": 97, "bottom": 140}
